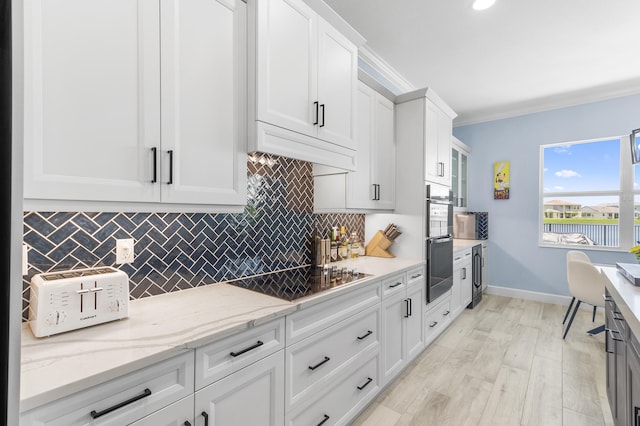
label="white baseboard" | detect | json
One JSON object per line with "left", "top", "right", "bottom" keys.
{"left": 485, "top": 285, "right": 581, "bottom": 307}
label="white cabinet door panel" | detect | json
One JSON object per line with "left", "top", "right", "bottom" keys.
{"left": 195, "top": 350, "right": 285, "bottom": 426}
{"left": 24, "top": 0, "right": 161, "bottom": 202}
{"left": 373, "top": 94, "right": 395, "bottom": 209}
{"left": 160, "top": 0, "right": 246, "bottom": 205}
{"left": 317, "top": 19, "right": 357, "bottom": 149}
{"left": 256, "top": 0, "right": 318, "bottom": 137}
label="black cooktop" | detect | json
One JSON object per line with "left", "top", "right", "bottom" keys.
{"left": 226, "top": 266, "right": 371, "bottom": 301}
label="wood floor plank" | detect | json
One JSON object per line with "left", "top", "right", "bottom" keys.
{"left": 521, "top": 355, "right": 563, "bottom": 426}
{"left": 351, "top": 402, "right": 402, "bottom": 426}
{"left": 503, "top": 324, "right": 539, "bottom": 371}
{"left": 477, "top": 365, "right": 529, "bottom": 426}
{"left": 563, "top": 408, "right": 605, "bottom": 426}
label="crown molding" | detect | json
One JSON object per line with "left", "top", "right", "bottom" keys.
{"left": 358, "top": 45, "right": 415, "bottom": 95}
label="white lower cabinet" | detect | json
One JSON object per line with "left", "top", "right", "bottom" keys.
{"left": 20, "top": 352, "right": 195, "bottom": 426}
{"left": 286, "top": 350, "right": 379, "bottom": 426}
{"left": 380, "top": 268, "right": 425, "bottom": 385}
{"left": 128, "top": 395, "right": 194, "bottom": 426}
{"left": 424, "top": 295, "right": 453, "bottom": 347}
{"left": 195, "top": 350, "right": 285, "bottom": 426}
{"left": 451, "top": 248, "right": 472, "bottom": 316}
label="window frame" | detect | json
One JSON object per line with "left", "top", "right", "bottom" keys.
{"left": 538, "top": 135, "right": 634, "bottom": 251}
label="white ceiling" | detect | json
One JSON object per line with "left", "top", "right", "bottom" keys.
{"left": 323, "top": 0, "right": 640, "bottom": 126}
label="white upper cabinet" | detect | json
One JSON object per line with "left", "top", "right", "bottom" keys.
{"left": 314, "top": 80, "right": 395, "bottom": 212}
{"left": 249, "top": 0, "right": 359, "bottom": 170}
{"left": 160, "top": 0, "right": 247, "bottom": 205}
{"left": 23, "top": 0, "right": 247, "bottom": 206}
{"left": 395, "top": 87, "right": 457, "bottom": 188}
{"left": 424, "top": 100, "right": 453, "bottom": 186}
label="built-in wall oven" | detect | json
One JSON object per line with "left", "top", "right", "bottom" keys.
{"left": 425, "top": 183, "right": 453, "bottom": 303}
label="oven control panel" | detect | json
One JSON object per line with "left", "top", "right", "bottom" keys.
{"left": 29, "top": 267, "right": 129, "bottom": 337}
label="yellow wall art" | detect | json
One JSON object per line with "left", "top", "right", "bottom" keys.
{"left": 494, "top": 161, "right": 510, "bottom": 199}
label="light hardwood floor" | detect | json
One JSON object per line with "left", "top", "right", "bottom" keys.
{"left": 353, "top": 294, "right": 614, "bottom": 426}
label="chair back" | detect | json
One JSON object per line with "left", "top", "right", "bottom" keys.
{"left": 567, "top": 259, "right": 605, "bottom": 307}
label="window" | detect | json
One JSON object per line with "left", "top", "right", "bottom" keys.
{"left": 540, "top": 136, "right": 636, "bottom": 249}
{"left": 452, "top": 137, "right": 470, "bottom": 209}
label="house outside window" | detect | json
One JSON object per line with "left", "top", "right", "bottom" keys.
{"left": 540, "top": 136, "right": 637, "bottom": 249}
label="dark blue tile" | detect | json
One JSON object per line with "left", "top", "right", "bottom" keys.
{"left": 72, "top": 214, "right": 99, "bottom": 234}
{"left": 71, "top": 230, "right": 99, "bottom": 251}
{"left": 92, "top": 212, "right": 117, "bottom": 226}
{"left": 113, "top": 213, "right": 137, "bottom": 233}
{"left": 24, "top": 213, "right": 56, "bottom": 236}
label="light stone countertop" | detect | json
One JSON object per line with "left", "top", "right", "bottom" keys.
{"left": 20, "top": 256, "right": 423, "bottom": 412}
{"left": 603, "top": 266, "right": 640, "bottom": 340}
{"left": 453, "top": 238, "right": 484, "bottom": 253}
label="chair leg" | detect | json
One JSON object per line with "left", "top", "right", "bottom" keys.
{"left": 563, "top": 300, "right": 582, "bottom": 340}
{"left": 592, "top": 306, "right": 597, "bottom": 323}
{"left": 562, "top": 297, "right": 576, "bottom": 325}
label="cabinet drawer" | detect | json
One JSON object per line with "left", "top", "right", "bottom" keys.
{"left": 425, "top": 296, "right": 452, "bottom": 344}
{"left": 406, "top": 265, "right": 426, "bottom": 288}
{"left": 128, "top": 395, "right": 194, "bottom": 426}
{"left": 381, "top": 273, "right": 406, "bottom": 298}
{"left": 20, "top": 352, "right": 194, "bottom": 426}
{"left": 286, "top": 304, "right": 380, "bottom": 408}
{"left": 195, "top": 318, "right": 285, "bottom": 390}
{"left": 286, "top": 282, "right": 381, "bottom": 345}
{"left": 287, "top": 351, "right": 380, "bottom": 426}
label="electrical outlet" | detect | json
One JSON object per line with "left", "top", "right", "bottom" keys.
{"left": 115, "top": 239, "right": 135, "bottom": 264}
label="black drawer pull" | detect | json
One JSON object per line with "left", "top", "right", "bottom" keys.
{"left": 357, "top": 330, "right": 373, "bottom": 340}
{"left": 317, "top": 414, "right": 330, "bottom": 426}
{"left": 443, "top": 310, "right": 450, "bottom": 317}
{"left": 389, "top": 282, "right": 403, "bottom": 288}
{"left": 357, "top": 377, "right": 373, "bottom": 390}
{"left": 429, "top": 321, "right": 438, "bottom": 328}
{"left": 613, "top": 312, "right": 625, "bottom": 321}
{"left": 603, "top": 294, "right": 613, "bottom": 302}
{"left": 90, "top": 388, "right": 151, "bottom": 419}
{"left": 411, "top": 274, "right": 422, "bottom": 279}
{"left": 404, "top": 298, "right": 410, "bottom": 318}
{"left": 202, "top": 411, "right": 209, "bottom": 426}
{"left": 309, "top": 356, "right": 330, "bottom": 371}
{"left": 230, "top": 340, "right": 264, "bottom": 357}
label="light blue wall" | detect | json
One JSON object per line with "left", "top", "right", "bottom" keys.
{"left": 454, "top": 94, "right": 640, "bottom": 297}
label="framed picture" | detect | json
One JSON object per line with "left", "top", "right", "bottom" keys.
{"left": 494, "top": 161, "right": 510, "bottom": 199}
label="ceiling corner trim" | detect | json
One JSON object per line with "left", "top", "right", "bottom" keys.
{"left": 358, "top": 45, "right": 415, "bottom": 95}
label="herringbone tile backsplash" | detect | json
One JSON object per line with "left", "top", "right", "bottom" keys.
{"left": 22, "top": 154, "right": 364, "bottom": 321}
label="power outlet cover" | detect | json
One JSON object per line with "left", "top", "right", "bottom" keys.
{"left": 116, "top": 239, "right": 135, "bottom": 264}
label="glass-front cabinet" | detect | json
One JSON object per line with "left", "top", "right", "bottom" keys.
{"left": 452, "top": 137, "right": 470, "bottom": 209}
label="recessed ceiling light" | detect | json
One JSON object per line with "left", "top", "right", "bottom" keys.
{"left": 472, "top": 0, "right": 496, "bottom": 10}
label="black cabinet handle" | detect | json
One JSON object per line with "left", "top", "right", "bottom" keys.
{"left": 313, "top": 101, "right": 319, "bottom": 125}
{"left": 90, "top": 388, "right": 151, "bottom": 419}
{"left": 429, "top": 321, "right": 438, "bottom": 328}
{"left": 202, "top": 411, "right": 209, "bottom": 426}
{"left": 230, "top": 340, "right": 263, "bottom": 357}
{"left": 309, "top": 356, "right": 330, "bottom": 371}
{"left": 317, "top": 414, "right": 330, "bottom": 426}
{"left": 167, "top": 150, "right": 174, "bottom": 185}
{"left": 605, "top": 328, "right": 614, "bottom": 354}
{"left": 443, "top": 310, "right": 450, "bottom": 317}
{"left": 462, "top": 267, "right": 467, "bottom": 280}
{"left": 613, "top": 312, "right": 625, "bottom": 321}
{"left": 151, "top": 147, "right": 157, "bottom": 183}
{"left": 411, "top": 274, "right": 422, "bottom": 279}
{"left": 409, "top": 298, "right": 413, "bottom": 317}
{"left": 404, "top": 298, "right": 410, "bottom": 318}
{"left": 357, "top": 377, "right": 373, "bottom": 390}
{"left": 357, "top": 330, "right": 373, "bottom": 340}
{"left": 603, "top": 294, "right": 613, "bottom": 302}
{"left": 319, "top": 104, "right": 325, "bottom": 127}
{"left": 389, "top": 282, "right": 403, "bottom": 288}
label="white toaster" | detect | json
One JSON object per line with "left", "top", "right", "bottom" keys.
{"left": 29, "top": 266, "right": 130, "bottom": 337}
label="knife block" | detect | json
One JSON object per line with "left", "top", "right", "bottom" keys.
{"left": 365, "top": 230, "right": 395, "bottom": 258}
